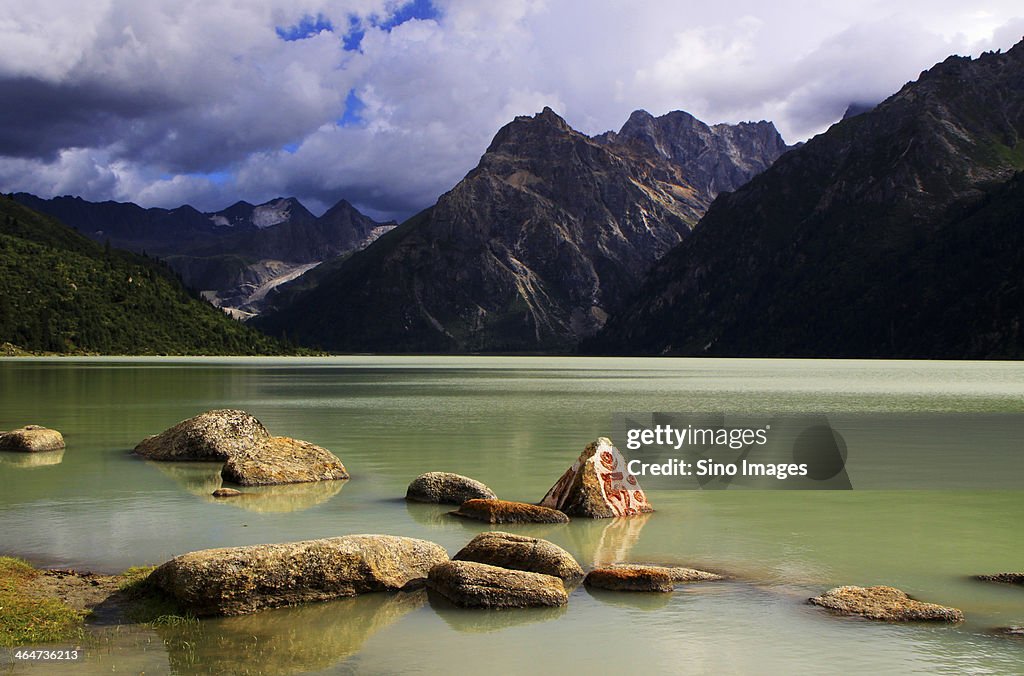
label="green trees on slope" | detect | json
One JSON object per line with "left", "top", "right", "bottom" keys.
{"left": 0, "top": 198, "right": 296, "bottom": 355}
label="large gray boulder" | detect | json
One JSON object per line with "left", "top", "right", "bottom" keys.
{"left": 427, "top": 560, "right": 568, "bottom": 608}
{"left": 150, "top": 535, "right": 448, "bottom": 616}
{"left": 134, "top": 409, "right": 348, "bottom": 486}
{"left": 450, "top": 499, "right": 569, "bottom": 524}
{"left": 454, "top": 532, "right": 583, "bottom": 583}
{"left": 809, "top": 586, "right": 964, "bottom": 622}
{"left": 406, "top": 472, "right": 497, "bottom": 504}
{"left": 0, "top": 425, "right": 65, "bottom": 453}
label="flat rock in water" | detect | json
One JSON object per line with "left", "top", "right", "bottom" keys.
{"left": 453, "top": 531, "right": 583, "bottom": 582}
{"left": 611, "top": 564, "right": 724, "bottom": 583}
{"left": 809, "top": 586, "right": 964, "bottom": 622}
{"left": 133, "top": 409, "right": 348, "bottom": 486}
{"left": 222, "top": 437, "right": 349, "bottom": 486}
{"left": 995, "top": 626, "right": 1024, "bottom": 637}
{"left": 406, "top": 472, "right": 497, "bottom": 504}
{"left": 976, "top": 573, "right": 1024, "bottom": 585}
{"left": 150, "top": 534, "right": 449, "bottom": 616}
{"left": 450, "top": 499, "right": 569, "bottom": 524}
{"left": 584, "top": 567, "right": 674, "bottom": 592}
{"left": 427, "top": 560, "right": 568, "bottom": 608}
{"left": 211, "top": 488, "right": 243, "bottom": 498}
{"left": 540, "top": 437, "right": 653, "bottom": 518}
{"left": 0, "top": 425, "right": 65, "bottom": 453}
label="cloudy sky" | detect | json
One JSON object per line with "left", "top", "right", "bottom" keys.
{"left": 1, "top": 1, "right": 1022, "bottom": 221}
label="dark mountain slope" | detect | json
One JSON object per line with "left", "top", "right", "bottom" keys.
{"left": 589, "top": 44, "right": 1024, "bottom": 358}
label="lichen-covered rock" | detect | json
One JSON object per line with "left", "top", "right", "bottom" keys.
{"left": 610, "top": 564, "right": 724, "bottom": 583}
{"left": 222, "top": 437, "right": 349, "bottom": 486}
{"left": 540, "top": 437, "right": 653, "bottom": 518}
{"left": 406, "top": 472, "right": 497, "bottom": 504}
{"left": 134, "top": 409, "right": 348, "bottom": 486}
{"left": 150, "top": 535, "right": 448, "bottom": 616}
{"left": 809, "top": 586, "right": 964, "bottom": 622}
{"left": 134, "top": 409, "right": 270, "bottom": 461}
{"left": 453, "top": 531, "right": 583, "bottom": 582}
{"left": 976, "top": 573, "right": 1024, "bottom": 585}
{"left": 0, "top": 425, "right": 65, "bottom": 453}
{"left": 427, "top": 561, "right": 568, "bottom": 608}
{"left": 450, "top": 499, "right": 569, "bottom": 524}
{"left": 584, "top": 567, "right": 673, "bottom": 592}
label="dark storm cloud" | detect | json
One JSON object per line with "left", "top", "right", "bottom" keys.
{"left": 0, "top": 76, "right": 176, "bottom": 159}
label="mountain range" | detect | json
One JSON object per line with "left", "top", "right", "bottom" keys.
{"left": 6, "top": 40, "right": 1024, "bottom": 358}
{"left": 0, "top": 196, "right": 292, "bottom": 355}
{"left": 12, "top": 193, "right": 395, "bottom": 318}
{"left": 255, "top": 107, "right": 790, "bottom": 351}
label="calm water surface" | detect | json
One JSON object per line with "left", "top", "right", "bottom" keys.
{"left": 1, "top": 357, "right": 1022, "bottom": 674}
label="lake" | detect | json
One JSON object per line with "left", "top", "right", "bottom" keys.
{"left": 1, "top": 357, "right": 1022, "bottom": 674}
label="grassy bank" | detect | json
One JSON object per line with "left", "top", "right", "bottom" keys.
{"left": 0, "top": 557, "right": 84, "bottom": 647}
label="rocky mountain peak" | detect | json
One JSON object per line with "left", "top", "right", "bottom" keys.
{"left": 485, "top": 107, "right": 580, "bottom": 155}
{"left": 598, "top": 108, "right": 791, "bottom": 198}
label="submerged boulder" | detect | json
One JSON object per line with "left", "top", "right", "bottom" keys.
{"left": 610, "top": 564, "right": 724, "bottom": 583}
{"left": 809, "top": 586, "right": 964, "bottom": 622}
{"left": 134, "top": 409, "right": 348, "bottom": 486}
{"left": 539, "top": 437, "right": 653, "bottom": 518}
{"left": 0, "top": 425, "right": 65, "bottom": 453}
{"left": 584, "top": 567, "right": 674, "bottom": 592}
{"left": 454, "top": 532, "right": 583, "bottom": 583}
{"left": 406, "top": 472, "right": 497, "bottom": 504}
{"left": 150, "top": 534, "right": 449, "bottom": 616}
{"left": 450, "top": 499, "right": 569, "bottom": 524}
{"left": 427, "top": 561, "right": 568, "bottom": 608}
{"left": 976, "top": 573, "right": 1024, "bottom": 585}
{"left": 211, "top": 488, "right": 243, "bottom": 498}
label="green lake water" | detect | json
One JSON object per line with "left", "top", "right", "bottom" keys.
{"left": 1, "top": 357, "right": 1022, "bottom": 674}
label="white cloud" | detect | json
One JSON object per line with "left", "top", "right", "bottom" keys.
{"left": 0, "top": 0, "right": 1022, "bottom": 221}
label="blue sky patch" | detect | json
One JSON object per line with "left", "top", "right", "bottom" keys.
{"left": 276, "top": 14, "right": 334, "bottom": 42}
{"left": 186, "top": 170, "right": 232, "bottom": 185}
{"left": 342, "top": 15, "right": 364, "bottom": 52}
{"left": 338, "top": 89, "right": 366, "bottom": 126}
{"left": 378, "top": 0, "right": 439, "bottom": 31}
{"left": 343, "top": 0, "right": 439, "bottom": 52}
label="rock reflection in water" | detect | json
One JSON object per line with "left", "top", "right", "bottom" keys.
{"left": 404, "top": 500, "right": 453, "bottom": 527}
{"left": 150, "top": 461, "right": 345, "bottom": 513}
{"left": 0, "top": 448, "right": 64, "bottom": 468}
{"left": 584, "top": 586, "right": 673, "bottom": 610}
{"left": 565, "top": 513, "right": 652, "bottom": 568}
{"left": 426, "top": 590, "right": 567, "bottom": 633}
{"left": 159, "top": 590, "right": 426, "bottom": 675}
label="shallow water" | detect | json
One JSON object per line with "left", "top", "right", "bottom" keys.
{"left": 1, "top": 357, "right": 1022, "bottom": 674}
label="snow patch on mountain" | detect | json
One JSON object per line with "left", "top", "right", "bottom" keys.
{"left": 251, "top": 199, "right": 292, "bottom": 228}
{"left": 359, "top": 224, "right": 397, "bottom": 249}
